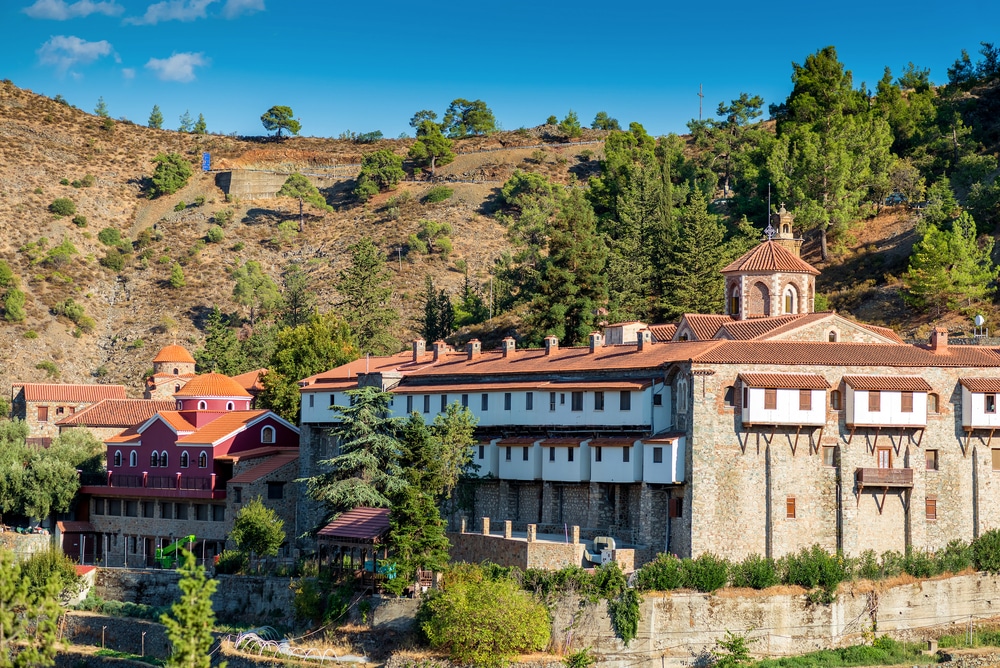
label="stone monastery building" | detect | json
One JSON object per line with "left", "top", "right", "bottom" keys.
{"left": 300, "top": 216, "right": 1000, "bottom": 566}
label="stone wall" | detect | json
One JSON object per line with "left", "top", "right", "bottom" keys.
{"left": 62, "top": 611, "right": 171, "bottom": 658}
{"left": 0, "top": 532, "right": 52, "bottom": 559}
{"left": 215, "top": 171, "right": 291, "bottom": 200}
{"left": 228, "top": 456, "right": 299, "bottom": 557}
{"left": 447, "top": 531, "right": 586, "bottom": 571}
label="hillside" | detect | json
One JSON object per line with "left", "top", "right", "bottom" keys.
{"left": 0, "top": 82, "right": 608, "bottom": 395}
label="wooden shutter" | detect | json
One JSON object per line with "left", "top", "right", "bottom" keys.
{"left": 37, "top": 406, "right": 48, "bottom": 422}
{"left": 901, "top": 391, "right": 913, "bottom": 413}
{"left": 868, "top": 390, "right": 881, "bottom": 412}
{"left": 764, "top": 389, "right": 777, "bottom": 410}
{"left": 925, "top": 497, "right": 937, "bottom": 520}
{"left": 786, "top": 497, "right": 796, "bottom": 519}
{"left": 799, "top": 389, "right": 812, "bottom": 410}
{"left": 668, "top": 498, "right": 683, "bottom": 518}
{"left": 992, "top": 449, "right": 1000, "bottom": 472}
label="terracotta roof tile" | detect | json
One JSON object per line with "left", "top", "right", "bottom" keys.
{"left": 227, "top": 453, "right": 298, "bottom": 484}
{"left": 214, "top": 446, "right": 298, "bottom": 462}
{"left": 299, "top": 352, "right": 423, "bottom": 392}
{"left": 176, "top": 410, "right": 270, "bottom": 445}
{"left": 740, "top": 373, "right": 831, "bottom": 389}
{"left": 540, "top": 438, "right": 583, "bottom": 446}
{"left": 648, "top": 324, "right": 677, "bottom": 342}
{"left": 175, "top": 373, "right": 252, "bottom": 398}
{"left": 589, "top": 437, "right": 638, "bottom": 447}
{"left": 643, "top": 433, "right": 685, "bottom": 443}
{"left": 156, "top": 411, "right": 197, "bottom": 432}
{"left": 496, "top": 437, "right": 540, "bottom": 445}
{"left": 718, "top": 314, "right": 820, "bottom": 340}
{"left": 56, "top": 399, "right": 175, "bottom": 427}
{"left": 394, "top": 379, "right": 652, "bottom": 393}
{"left": 692, "top": 341, "right": 1000, "bottom": 368}
{"left": 859, "top": 323, "right": 904, "bottom": 344}
{"left": 721, "top": 240, "right": 821, "bottom": 275}
{"left": 15, "top": 383, "right": 127, "bottom": 403}
{"left": 231, "top": 369, "right": 267, "bottom": 392}
{"left": 318, "top": 507, "right": 390, "bottom": 541}
{"left": 843, "top": 375, "right": 932, "bottom": 391}
{"left": 152, "top": 345, "right": 196, "bottom": 364}
{"left": 677, "top": 314, "right": 735, "bottom": 340}
{"left": 959, "top": 378, "right": 1000, "bottom": 393}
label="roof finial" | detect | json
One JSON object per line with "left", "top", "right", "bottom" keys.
{"left": 763, "top": 183, "right": 776, "bottom": 240}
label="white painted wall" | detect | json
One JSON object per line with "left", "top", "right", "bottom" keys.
{"left": 498, "top": 441, "right": 542, "bottom": 480}
{"left": 541, "top": 442, "right": 592, "bottom": 482}
{"left": 590, "top": 441, "right": 642, "bottom": 483}
{"left": 961, "top": 388, "right": 1000, "bottom": 428}
{"left": 469, "top": 439, "right": 500, "bottom": 478}
{"left": 846, "top": 388, "right": 927, "bottom": 426}
{"left": 642, "top": 437, "right": 685, "bottom": 484}
{"left": 742, "top": 388, "right": 826, "bottom": 426}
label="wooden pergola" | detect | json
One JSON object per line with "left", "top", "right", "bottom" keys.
{"left": 317, "top": 507, "right": 391, "bottom": 589}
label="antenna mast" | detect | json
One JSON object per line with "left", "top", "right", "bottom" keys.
{"left": 698, "top": 84, "right": 704, "bottom": 120}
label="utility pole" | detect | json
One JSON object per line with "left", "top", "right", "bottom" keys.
{"left": 698, "top": 84, "right": 704, "bottom": 120}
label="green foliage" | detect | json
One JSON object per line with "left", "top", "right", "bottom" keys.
{"left": 409, "top": 121, "right": 455, "bottom": 176}
{"left": 591, "top": 111, "right": 620, "bottom": 131}
{"left": 277, "top": 173, "right": 332, "bottom": 212}
{"left": 160, "top": 551, "right": 225, "bottom": 668}
{"left": 213, "top": 209, "right": 235, "bottom": 226}
{"left": 545, "top": 115, "right": 558, "bottom": 125}
{"left": 499, "top": 170, "right": 556, "bottom": 213}
{"left": 635, "top": 553, "right": 686, "bottom": 591}
{"left": 76, "top": 593, "right": 169, "bottom": 621}
{"left": 563, "top": 648, "right": 595, "bottom": 668}
{"left": 206, "top": 225, "right": 224, "bottom": 243}
{"left": 213, "top": 550, "right": 246, "bottom": 576}
{"left": 683, "top": 552, "right": 730, "bottom": 593}
{"left": 20, "top": 548, "right": 81, "bottom": 600}
{"left": 174, "top": 201, "right": 186, "bottom": 212}
{"left": 4, "top": 289, "right": 26, "bottom": 323}
{"left": 409, "top": 220, "right": 453, "bottom": 257}
{"left": 148, "top": 104, "right": 164, "bottom": 129}
{"left": 607, "top": 587, "right": 641, "bottom": 646}
{"left": 355, "top": 149, "right": 405, "bottom": 201}
{"left": 781, "top": 545, "right": 849, "bottom": 596}
{"left": 193, "top": 113, "right": 207, "bottom": 134}
{"left": 35, "top": 361, "right": 59, "bottom": 378}
{"left": 231, "top": 497, "right": 285, "bottom": 564}
{"left": 260, "top": 105, "right": 301, "bottom": 138}
{"left": 421, "top": 276, "right": 454, "bottom": 343}
{"left": 99, "top": 248, "right": 127, "bottom": 272}
{"left": 442, "top": 98, "right": 497, "bottom": 138}
{"left": 730, "top": 553, "right": 779, "bottom": 590}
{"left": 94, "top": 96, "right": 109, "bottom": 118}
{"left": 72, "top": 214, "right": 87, "bottom": 227}
{"left": 754, "top": 639, "right": 935, "bottom": 667}
{"left": 231, "top": 260, "right": 280, "bottom": 325}
{"left": 712, "top": 629, "right": 757, "bottom": 667}
{"left": 422, "top": 186, "right": 453, "bottom": 203}
{"left": 43, "top": 238, "right": 78, "bottom": 267}
{"left": 48, "top": 198, "right": 75, "bottom": 216}
{"left": 168, "top": 262, "right": 185, "bottom": 288}
{"left": 420, "top": 564, "right": 550, "bottom": 668}
{"left": 0, "top": 548, "right": 62, "bottom": 668}
{"left": 339, "top": 129, "right": 384, "bottom": 142}
{"left": 973, "top": 529, "right": 1000, "bottom": 573}
{"left": 149, "top": 153, "right": 193, "bottom": 198}
{"left": 97, "top": 227, "right": 121, "bottom": 246}
{"left": 336, "top": 237, "right": 399, "bottom": 355}
{"left": 558, "top": 110, "right": 582, "bottom": 138}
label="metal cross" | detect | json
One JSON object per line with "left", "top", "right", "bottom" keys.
{"left": 764, "top": 222, "right": 776, "bottom": 240}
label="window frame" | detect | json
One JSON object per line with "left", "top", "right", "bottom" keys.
{"left": 799, "top": 389, "right": 812, "bottom": 411}
{"left": 261, "top": 425, "right": 276, "bottom": 444}
{"left": 652, "top": 446, "right": 663, "bottom": 464}
{"left": 925, "top": 497, "right": 937, "bottom": 520}
{"left": 764, "top": 388, "right": 777, "bottom": 411}
{"left": 786, "top": 496, "right": 796, "bottom": 519}
{"left": 901, "top": 391, "right": 914, "bottom": 413}
{"left": 926, "top": 449, "right": 939, "bottom": 471}
{"left": 526, "top": 392, "right": 533, "bottom": 411}
{"left": 594, "top": 391, "right": 604, "bottom": 411}
{"left": 619, "top": 390, "right": 631, "bottom": 411}
{"left": 868, "top": 390, "right": 881, "bottom": 412}
{"left": 571, "top": 391, "right": 583, "bottom": 412}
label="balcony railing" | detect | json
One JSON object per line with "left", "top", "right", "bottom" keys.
{"left": 855, "top": 467, "right": 913, "bottom": 487}
{"left": 102, "top": 472, "right": 218, "bottom": 491}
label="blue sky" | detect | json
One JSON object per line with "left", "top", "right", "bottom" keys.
{"left": 3, "top": 0, "right": 999, "bottom": 138}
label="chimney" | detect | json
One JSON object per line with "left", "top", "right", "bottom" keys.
{"left": 466, "top": 338, "right": 482, "bottom": 360}
{"left": 432, "top": 340, "right": 448, "bottom": 362}
{"left": 930, "top": 327, "right": 949, "bottom": 354}
{"left": 412, "top": 338, "right": 426, "bottom": 362}
{"left": 544, "top": 335, "right": 559, "bottom": 356}
{"left": 501, "top": 337, "right": 516, "bottom": 358}
{"left": 589, "top": 331, "right": 603, "bottom": 353}
{"left": 637, "top": 328, "right": 652, "bottom": 352}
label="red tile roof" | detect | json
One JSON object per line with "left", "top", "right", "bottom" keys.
{"left": 214, "top": 446, "right": 298, "bottom": 462}
{"left": 960, "top": 378, "right": 1000, "bottom": 393}
{"left": 394, "top": 379, "right": 652, "bottom": 393}
{"left": 15, "top": 383, "right": 127, "bottom": 403}
{"left": 156, "top": 411, "right": 198, "bottom": 432}
{"left": 648, "top": 324, "right": 677, "bottom": 342}
{"left": 57, "top": 521, "right": 95, "bottom": 533}
{"left": 859, "top": 323, "right": 904, "bottom": 344}
{"left": 740, "top": 373, "right": 831, "bottom": 389}
{"left": 692, "top": 341, "right": 1000, "bottom": 368}
{"left": 496, "top": 437, "right": 540, "bottom": 445}
{"left": 56, "top": 399, "right": 175, "bottom": 427}
{"left": 843, "top": 375, "right": 933, "bottom": 391}
{"left": 644, "top": 433, "right": 684, "bottom": 444}
{"left": 677, "top": 314, "right": 735, "bottom": 340}
{"left": 718, "top": 314, "right": 821, "bottom": 340}
{"left": 540, "top": 438, "right": 583, "bottom": 447}
{"left": 231, "top": 369, "right": 267, "bottom": 393}
{"left": 152, "top": 345, "right": 196, "bottom": 364}
{"left": 318, "top": 507, "right": 390, "bottom": 541}
{"left": 299, "top": 351, "right": 424, "bottom": 393}
{"left": 175, "top": 373, "right": 252, "bottom": 398}
{"left": 722, "top": 241, "right": 821, "bottom": 275}
{"left": 176, "top": 410, "right": 270, "bottom": 445}
{"left": 227, "top": 453, "right": 298, "bottom": 484}
{"left": 589, "top": 437, "right": 637, "bottom": 447}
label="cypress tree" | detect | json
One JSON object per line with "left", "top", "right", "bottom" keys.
{"left": 161, "top": 551, "right": 223, "bottom": 668}
{"left": 336, "top": 238, "right": 399, "bottom": 355}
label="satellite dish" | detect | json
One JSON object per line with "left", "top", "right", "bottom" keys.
{"left": 975, "top": 315, "right": 986, "bottom": 327}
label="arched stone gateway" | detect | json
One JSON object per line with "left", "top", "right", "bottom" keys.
{"left": 748, "top": 282, "right": 770, "bottom": 317}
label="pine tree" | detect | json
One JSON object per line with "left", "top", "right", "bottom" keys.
{"left": 421, "top": 276, "right": 454, "bottom": 343}
{"left": 408, "top": 120, "right": 455, "bottom": 177}
{"left": 169, "top": 262, "right": 185, "bottom": 288}
{"left": 336, "top": 238, "right": 399, "bottom": 355}
{"left": 279, "top": 263, "right": 316, "bottom": 328}
{"left": 0, "top": 548, "right": 61, "bottom": 668}
{"left": 231, "top": 261, "right": 280, "bottom": 325}
{"left": 148, "top": 104, "right": 164, "bottom": 129}
{"left": 195, "top": 308, "right": 241, "bottom": 374}
{"left": 178, "top": 110, "right": 193, "bottom": 133}
{"left": 193, "top": 113, "right": 207, "bottom": 134}
{"left": 94, "top": 96, "right": 109, "bottom": 118}
{"left": 160, "top": 551, "right": 224, "bottom": 668}
{"left": 527, "top": 189, "right": 608, "bottom": 346}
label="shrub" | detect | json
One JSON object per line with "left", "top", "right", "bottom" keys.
{"left": 49, "top": 198, "right": 76, "bottom": 216}
{"left": 97, "top": 227, "right": 122, "bottom": 247}
{"left": 168, "top": 263, "right": 185, "bottom": 288}
{"left": 4, "top": 289, "right": 26, "bottom": 322}
{"left": 635, "top": 553, "right": 685, "bottom": 592}
{"left": 52, "top": 297, "right": 86, "bottom": 323}
{"left": 231, "top": 242, "right": 245, "bottom": 252}
{"left": 354, "top": 148, "right": 405, "bottom": 201}
{"left": 682, "top": 553, "right": 729, "bottom": 593}
{"left": 607, "top": 587, "right": 642, "bottom": 646}
{"left": 730, "top": 553, "right": 779, "bottom": 590}
{"left": 21, "top": 548, "right": 81, "bottom": 599}
{"left": 44, "top": 238, "right": 78, "bottom": 267}
{"left": 938, "top": 539, "right": 974, "bottom": 574}
{"left": 214, "top": 550, "right": 245, "bottom": 575}
{"left": 563, "top": 647, "right": 595, "bottom": 668}
{"left": 420, "top": 564, "right": 551, "bottom": 668}
{"left": 72, "top": 215, "right": 87, "bottom": 227}
{"left": 76, "top": 315, "right": 96, "bottom": 334}
{"left": 193, "top": 195, "right": 206, "bottom": 206}
{"left": 213, "top": 209, "right": 234, "bottom": 226}
{"left": 36, "top": 360, "right": 59, "bottom": 378}
{"left": 99, "top": 248, "right": 126, "bottom": 272}
{"left": 973, "top": 529, "right": 1000, "bottom": 573}
{"left": 205, "top": 226, "right": 224, "bottom": 243}
{"left": 80, "top": 174, "right": 95, "bottom": 188}
{"left": 23, "top": 330, "right": 38, "bottom": 339}
{"left": 712, "top": 629, "right": 757, "bottom": 668}
{"left": 782, "top": 545, "right": 849, "bottom": 595}
{"left": 902, "top": 548, "right": 940, "bottom": 579}
{"left": 149, "top": 152, "right": 192, "bottom": 198}
{"left": 423, "top": 186, "right": 454, "bottom": 203}
{"left": 59, "top": 178, "right": 70, "bottom": 186}
{"left": 174, "top": 201, "right": 186, "bottom": 212}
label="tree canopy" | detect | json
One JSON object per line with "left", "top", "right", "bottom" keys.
{"left": 442, "top": 98, "right": 497, "bottom": 137}
{"left": 260, "top": 105, "right": 301, "bottom": 138}
{"left": 336, "top": 238, "right": 399, "bottom": 355}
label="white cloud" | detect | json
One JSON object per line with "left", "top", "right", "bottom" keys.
{"left": 23, "top": 0, "right": 123, "bottom": 19}
{"left": 125, "top": 0, "right": 216, "bottom": 25}
{"left": 144, "top": 52, "right": 207, "bottom": 82}
{"left": 221, "top": 0, "right": 263, "bottom": 18}
{"left": 36, "top": 35, "right": 114, "bottom": 74}
{"left": 122, "top": 67, "right": 135, "bottom": 79}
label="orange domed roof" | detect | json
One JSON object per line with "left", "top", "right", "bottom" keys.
{"left": 153, "top": 345, "right": 196, "bottom": 364}
{"left": 174, "top": 373, "right": 252, "bottom": 398}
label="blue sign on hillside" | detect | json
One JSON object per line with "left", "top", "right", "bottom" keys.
{"left": 202, "top": 153, "right": 211, "bottom": 171}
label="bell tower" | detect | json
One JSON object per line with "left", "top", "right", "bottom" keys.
{"left": 770, "top": 204, "right": 803, "bottom": 257}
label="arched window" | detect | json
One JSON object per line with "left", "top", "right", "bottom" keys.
{"left": 199, "top": 451, "right": 208, "bottom": 468}
{"left": 198, "top": 400, "right": 207, "bottom": 410}
{"left": 173, "top": 368, "right": 179, "bottom": 375}
{"left": 749, "top": 282, "right": 770, "bottom": 317}
{"left": 151, "top": 451, "right": 160, "bottom": 467}
{"left": 928, "top": 393, "right": 940, "bottom": 413}
{"left": 113, "top": 451, "right": 122, "bottom": 467}
{"left": 161, "top": 451, "right": 168, "bottom": 468}
{"left": 784, "top": 285, "right": 798, "bottom": 314}
{"left": 828, "top": 330, "right": 838, "bottom": 342}
{"left": 176, "top": 400, "right": 183, "bottom": 410}
{"left": 261, "top": 426, "right": 276, "bottom": 444}
{"left": 729, "top": 286, "right": 741, "bottom": 315}
{"left": 677, "top": 377, "right": 689, "bottom": 414}
{"left": 226, "top": 401, "right": 234, "bottom": 411}
{"left": 782, "top": 224, "right": 790, "bottom": 234}
{"left": 830, "top": 390, "right": 842, "bottom": 410}
{"left": 180, "top": 451, "right": 189, "bottom": 468}
{"left": 175, "top": 384, "right": 181, "bottom": 393}
{"left": 129, "top": 451, "right": 137, "bottom": 467}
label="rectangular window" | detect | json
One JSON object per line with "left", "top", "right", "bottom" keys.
{"left": 56, "top": 406, "right": 64, "bottom": 416}
{"left": 992, "top": 449, "right": 1000, "bottom": 472}
{"left": 461, "top": 394, "right": 469, "bottom": 408}
{"left": 620, "top": 391, "right": 631, "bottom": 411}
{"left": 406, "top": 396, "right": 413, "bottom": 413}
{"left": 668, "top": 498, "right": 683, "bottom": 518}
{"left": 329, "top": 394, "right": 336, "bottom": 407}
{"left": 653, "top": 447, "right": 663, "bottom": 464}
{"left": 125, "top": 500, "right": 138, "bottom": 517}
{"left": 505, "top": 447, "right": 511, "bottom": 461}
{"left": 988, "top": 395, "right": 998, "bottom": 414}
{"left": 595, "top": 391, "right": 605, "bottom": 411}
{"left": 504, "top": 393, "right": 512, "bottom": 411}
{"left": 623, "top": 447, "right": 630, "bottom": 463}
{"left": 175, "top": 503, "right": 188, "bottom": 520}
{"left": 926, "top": 449, "right": 939, "bottom": 471}
{"left": 94, "top": 499, "right": 104, "bottom": 515}
{"left": 196, "top": 504, "right": 209, "bottom": 521}
{"left": 423, "top": 395, "right": 430, "bottom": 414}
{"left": 877, "top": 447, "right": 891, "bottom": 469}
{"left": 212, "top": 505, "right": 226, "bottom": 522}
{"left": 526, "top": 392, "right": 533, "bottom": 411}
{"left": 478, "top": 444, "right": 485, "bottom": 460}
{"left": 595, "top": 446, "right": 602, "bottom": 462}
{"left": 568, "top": 448, "right": 574, "bottom": 462}
{"left": 37, "top": 406, "right": 48, "bottom": 422}
{"left": 823, "top": 446, "right": 837, "bottom": 467}
{"left": 560, "top": 393, "right": 566, "bottom": 405}
{"left": 268, "top": 482, "right": 286, "bottom": 500}
{"left": 653, "top": 394, "right": 663, "bottom": 406}
{"left": 786, "top": 497, "right": 796, "bottom": 519}
{"left": 549, "top": 447, "right": 555, "bottom": 462}
{"left": 869, "top": 390, "right": 881, "bottom": 412}
{"left": 441, "top": 395, "right": 448, "bottom": 412}
{"left": 108, "top": 499, "right": 121, "bottom": 516}
{"left": 926, "top": 497, "right": 937, "bottom": 520}
{"left": 799, "top": 389, "right": 812, "bottom": 411}
{"left": 160, "top": 502, "right": 173, "bottom": 519}
{"left": 764, "top": 389, "right": 777, "bottom": 410}
{"left": 743, "top": 386, "right": 749, "bottom": 408}
{"left": 901, "top": 391, "right": 914, "bottom": 413}
{"left": 142, "top": 501, "right": 154, "bottom": 518}
{"left": 571, "top": 392, "right": 583, "bottom": 411}
{"left": 481, "top": 394, "right": 489, "bottom": 411}
{"left": 550, "top": 392, "right": 557, "bottom": 411}
{"left": 522, "top": 446, "right": 529, "bottom": 461}
{"left": 309, "top": 394, "right": 314, "bottom": 408}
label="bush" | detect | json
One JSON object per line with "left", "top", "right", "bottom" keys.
{"left": 730, "top": 553, "right": 779, "bottom": 590}
{"left": 168, "top": 262, "right": 185, "bottom": 288}
{"left": 23, "top": 330, "right": 38, "bottom": 339}
{"left": 97, "top": 227, "right": 121, "bottom": 247}
{"left": 174, "top": 201, "right": 186, "bottom": 212}
{"left": 422, "top": 186, "right": 453, "bottom": 203}
{"left": 214, "top": 550, "right": 245, "bottom": 575}
{"left": 902, "top": 548, "right": 940, "bottom": 579}
{"left": 59, "top": 178, "right": 70, "bottom": 186}
{"left": 149, "top": 152, "right": 192, "bottom": 198}
{"left": 354, "top": 149, "right": 405, "bottom": 201}
{"left": 420, "top": 564, "right": 551, "bottom": 668}
{"left": 635, "top": 553, "right": 685, "bottom": 592}
{"left": 49, "top": 198, "right": 76, "bottom": 216}
{"left": 4, "top": 289, "right": 26, "bottom": 323}
{"left": 72, "top": 215, "right": 87, "bottom": 227}
{"left": 80, "top": 174, "right": 95, "bottom": 188}
{"left": 938, "top": 539, "right": 974, "bottom": 574}
{"left": 683, "top": 553, "right": 729, "bottom": 593}
{"left": 21, "top": 548, "right": 81, "bottom": 599}
{"left": 99, "top": 248, "right": 126, "bottom": 272}
{"left": 194, "top": 195, "right": 206, "bottom": 206}
{"left": 36, "top": 360, "right": 59, "bottom": 378}
{"left": 205, "top": 226, "right": 225, "bottom": 243}
{"left": 973, "top": 529, "right": 1000, "bottom": 573}
{"left": 43, "top": 238, "right": 78, "bottom": 267}
{"left": 213, "top": 209, "right": 234, "bottom": 226}
{"left": 52, "top": 297, "right": 86, "bottom": 323}
{"left": 782, "top": 545, "right": 849, "bottom": 595}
